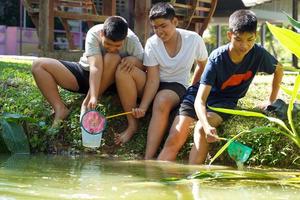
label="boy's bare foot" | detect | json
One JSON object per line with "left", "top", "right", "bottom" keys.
{"left": 114, "top": 123, "right": 138, "bottom": 145}
{"left": 52, "top": 106, "right": 70, "bottom": 127}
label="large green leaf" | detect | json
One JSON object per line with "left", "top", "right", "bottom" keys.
{"left": 208, "top": 106, "right": 266, "bottom": 118}
{"left": 209, "top": 106, "right": 293, "bottom": 135}
{"left": 283, "top": 11, "right": 300, "bottom": 30}
{"left": 0, "top": 119, "right": 30, "bottom": 154}
{"left": 287, "top": 75, "right": 300, "bottom": 135}
{"left": 280, "top": 85, "right": 300, "bottom": 100}
{"left": 266, "top": 22, "right": 300, "bottom": 58}
{"left": 2, "top": 113, "right": 37, "bottom": 123}
{"left": 188, "top": 170, "right": 278, "bottom": 181}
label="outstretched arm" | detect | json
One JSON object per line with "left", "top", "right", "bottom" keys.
{"left": 87, "top": 54, "right": 103, "bottom": 109}
{"left": 132, "top": 66, "right": 160, "bottom": 118}
{"left": 194, "top": 84, "right": 213, "bottom": 135}
{"left": 269, "top": 63, "right": 284, "bottom": 104}
{"left": 191, "top": 59, "right": 207, "bottom": 85}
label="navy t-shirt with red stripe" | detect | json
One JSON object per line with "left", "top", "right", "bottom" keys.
{"left": 183, "top": 43, "right": 278, "bottom": 107}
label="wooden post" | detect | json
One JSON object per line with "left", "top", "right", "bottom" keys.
{"left": 38, "top": 0, "right": 54, "bottom": 54}
{"left": 102, "top": 0, "right": 116, "bottom": 15}
{"left": 134, "top": 0, "right": 152, "bottom": 45}
{"left": 260, "top": 23, "right": 266, "bottom": 47}
{"left": 216, "top": 24, "right": 222, "bottom": 47}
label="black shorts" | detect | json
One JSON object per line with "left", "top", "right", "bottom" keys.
{"left": 178, "top": 101, "right": 236, "bottom": 121}
{"left": 158, "top": 82, "right": 186, "bottom": 101}
{"left": 59, "top": 60, "right": 90, "bottom": 94}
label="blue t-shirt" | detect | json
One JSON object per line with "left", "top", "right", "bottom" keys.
{"left": 183, "top": 43, "right": 278, "bottom": 106}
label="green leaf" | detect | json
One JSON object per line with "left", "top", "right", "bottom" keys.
{"left": 265, "top": 116, "right": 292, "bottom": 134}
{"left": 250, "top": 126, "right": 278, "bottom": 134}
{"left": 2, "top": 113, "right": 37, "bottom": 123}
{"left": 208, "top": 106, "right": 266, "bottom": 118}
{"left": 280, "top": 85, "right": 300, "bottom": 100}
{"left": 188, "top": 171, "right": 217, "bottom": 179}
{"left": 0, "top": 119, "right": 30, "bottom": 154}
{"left": 287, "top": 75, "right": 300, "bottom": 135}
{"left": 283, "top": 11, "right": 300, "bottom": 30}
{"left": 188, "top": 170, "right": 277, "bottom": 181}
{"left": 266, "top": 22, "right": 300, "bottom": 58}
{"left": 160, "top": 177, "right": 181, "bottom": 182}
{"left": 209, "top": 106, "right": 293, "bottom": 135}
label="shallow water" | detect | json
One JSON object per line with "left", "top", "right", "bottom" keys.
{"left": 0, "top": 154, "right": 299, "bottom": 200}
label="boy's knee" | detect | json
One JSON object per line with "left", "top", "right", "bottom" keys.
{"left": 31, "top": 58, "right": 45, "bottom": 75}
{"left": 153, "top": 96, "right": 170, "bottom": 112}
{"left": 115, "top": 66, "right": 130, "bottom": 80}
{"left": 104, "top": 53, "right": 121, "bottom": 64}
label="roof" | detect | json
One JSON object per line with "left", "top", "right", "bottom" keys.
{"left": 214, "top": 0, "right": 274, "bottom": 17}
{"left": 214, "top": 0, "right": 246, "bottom": 18}
{"left": 242, "top": 0, "right": 272, "bottom": 7}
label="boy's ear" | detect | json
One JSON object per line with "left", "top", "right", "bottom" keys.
{"left": 226, "top": 31, "right": 232, "bottom": 41}
{"left": 172, "top": 17, "right": 178, "bottom": 27}
{"left": 100, "top": 30, "right": 104, "bottom": 37}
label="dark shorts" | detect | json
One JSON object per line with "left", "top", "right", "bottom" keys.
{"left": 158, "top": 82, "right": 186, "bottom": 101}
{"left": 59, "top": 60, "right": 90, "bottom": 94}
{"left": 178, "top": 101, "right": 236, "bottom": 121}
{"left": 178, "top": 82, "right": 236, "bottom": 120}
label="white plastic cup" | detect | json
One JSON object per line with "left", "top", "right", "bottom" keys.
{"left": 81, "top": 127, "right": 103, "bottom": 148}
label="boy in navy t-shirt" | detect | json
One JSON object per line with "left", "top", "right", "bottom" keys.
{"left": 158, "top": 9, "right": 284, "bottom": 164}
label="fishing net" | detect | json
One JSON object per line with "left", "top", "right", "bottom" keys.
{"left": 227, "top": 140, "right": 252, "bottom": 163}
{"left": 81, "top": 110, "right": 106, "bottom": 135}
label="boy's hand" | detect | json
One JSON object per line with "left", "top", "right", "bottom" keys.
{"left": 119, "top": 57, "right": 136, "bottom": 72}
{"left": 257, "top": 100, "right": 273, "bottom": 110}
{"left": 204, "top": 126, "right": 219, "bottom": 143}
{"left": 87, "top": 96, "right": 97, "bottom": 110}
{"left": 131, "top": 107, "right": 146, "bottom": 118}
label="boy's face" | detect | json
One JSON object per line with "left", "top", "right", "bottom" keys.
{"left": 100, "top": 31, "right": 124, "bottom": 53}
{"left": 227, "top": 31, "right": 256, "bottom": 57}
{"left": 150, "top": 18, "right": 177, "bottom": 42}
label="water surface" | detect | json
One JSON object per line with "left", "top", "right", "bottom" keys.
{"left": 0, "top": 154, "right": 299, "bottom": 200}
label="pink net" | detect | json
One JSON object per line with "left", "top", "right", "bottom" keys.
{"left": 81, "top": 111, "right": 106, "bottom": 134}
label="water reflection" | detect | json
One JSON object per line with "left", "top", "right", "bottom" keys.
{"left": 0, "top": 154, "right": 299, "bottom": 200}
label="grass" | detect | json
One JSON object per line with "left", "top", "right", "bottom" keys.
{"left": 0, "top": 57, "right": 299, "bottom": 168}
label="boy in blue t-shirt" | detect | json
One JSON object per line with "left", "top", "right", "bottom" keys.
{"left": 158, "top": 9, "right": 284, "bottom": 164}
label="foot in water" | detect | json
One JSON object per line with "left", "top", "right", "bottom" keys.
{"left": 114, "top": 122, "right": 138, "bottom": 145}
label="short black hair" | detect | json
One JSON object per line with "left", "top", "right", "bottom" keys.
{"left": 149, "top": 2, "right": 175, "bottom": 21}
{"left": 103, "top": 16, "right": 128, "bottom": 41}
{"left": 229, "top": 9, "right": 257, "bottom": 33}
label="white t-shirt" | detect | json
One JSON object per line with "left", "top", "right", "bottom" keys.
{"left": 143, "top": 28, "right": 208, "bottom": 88}
{"left": 79, "top": 24, "right": 144, "bottom": 70}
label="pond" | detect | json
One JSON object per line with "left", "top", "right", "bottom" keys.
{"left": 0, "top": 154, "right": 299, "bottom": 200}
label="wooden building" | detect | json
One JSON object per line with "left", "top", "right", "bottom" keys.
{"left": 23, "top": 0, "right": 217, "bottom": 56}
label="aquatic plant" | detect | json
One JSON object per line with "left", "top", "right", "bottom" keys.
{"left": 0, "top": 113, "right": 34, "bottom": 154}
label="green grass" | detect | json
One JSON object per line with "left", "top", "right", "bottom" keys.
{"left": 0, "top": 58, "right": 299, "bottom": 168}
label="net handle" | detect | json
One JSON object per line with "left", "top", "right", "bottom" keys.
{"left": 106, "top": 111, "right": 133, "bottom": 119}
{"left": 207, "top": 133, "right": 228, "bottom": 141}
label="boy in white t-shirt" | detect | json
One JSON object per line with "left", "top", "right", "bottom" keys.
{"left": 115, "top": 2, "right": 208, "bottom": 159}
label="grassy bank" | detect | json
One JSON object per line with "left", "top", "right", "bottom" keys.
{"left": 0, "top": 58, "right": 299, "bottom": 168}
